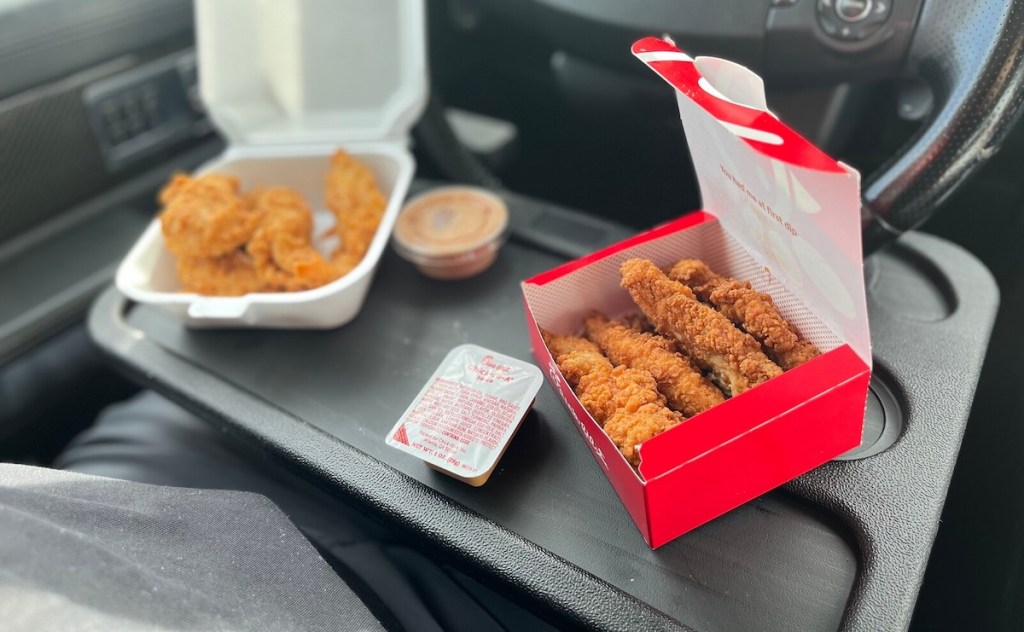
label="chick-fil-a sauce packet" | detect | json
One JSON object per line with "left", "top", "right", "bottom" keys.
{"left": 386, "top": 344, "right": 544, "bottom": 486}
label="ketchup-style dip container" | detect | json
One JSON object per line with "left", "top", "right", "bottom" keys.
{"left": 392, "top": 186, "right": 509, "bottom": 280}
{"left": 386, "top": 344, "right": 543, "bottom": 486}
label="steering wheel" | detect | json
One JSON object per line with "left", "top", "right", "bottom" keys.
{"left": 860, "top": 0, "right": 1024, "bottom": 252}
{"left": 422, "top": 0, "right": 1024, "bottom": 255}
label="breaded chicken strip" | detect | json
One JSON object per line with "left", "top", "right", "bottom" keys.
{"left": 542, "top": 330, "right": 682, "bottom": 465}
{"left": 246, "top": 187, "right": 342, "bottom": 292}
{"left": 159, "top": 173, "right": 262, "bottom": 258}
{"left": 176, "top": 250, "right": 265, "bottom": 296}
{"left": 325, "top": 150, "right": 388, "bottom": 275}
{"left": 667, "top": 259, "right": 820, "bottom": 369}
{"left": 584, "top": 312, "right": 724, "bottom": 416}
{"left": 542, "top": 330, "right": 661, "bottom": 421}
{"left": 620, "top": 259, "right": 782, "bottom": 396}
{"left": 620, "top": 313, "right": 653, "bottom": 332}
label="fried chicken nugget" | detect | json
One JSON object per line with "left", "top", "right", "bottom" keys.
{"left": 176, "top": 250, "right": 266, "bottom": 296}
{"left": 159, "top": 173, "right": 262, "bottom": 258}
{"left": 584, "top": 312, "right": 725, "bottom": 416}
{"left": 620, "top": 259, "right": 782, "bottom": 396}
{"left": 325, "top": 150, "right": 387, "bottom": 275}
{"left": 246, "top": 187, "right": 341, "bottom": 292}
{"left": 542, "top": 329, "right": 682, "bottom": 465}
{"left": 667, "top": 259, "right": 820, "bottom": 369}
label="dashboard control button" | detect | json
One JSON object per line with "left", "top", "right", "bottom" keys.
{"left": 836, "top": 0, "right": 873, "bottom": 22}
{"left": 818, "top": 0, "right": 890, "bottom": 41}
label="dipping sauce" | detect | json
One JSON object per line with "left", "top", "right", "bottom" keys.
{"left": 392, "top": 186, "right": 509, "bottom": 280}
{"left": 385, "top": 344, "right": 543, "bottom": 486}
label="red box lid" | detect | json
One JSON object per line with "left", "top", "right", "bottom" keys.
{"left": 632, "top": 37, "right": 870, "bottom": 366}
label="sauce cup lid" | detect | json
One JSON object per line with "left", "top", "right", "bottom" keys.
{"left": 392, "top": 186, "right": 509, "bottom": 261}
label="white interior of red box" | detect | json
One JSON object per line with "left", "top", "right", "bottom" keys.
{"left": 524, "top": 217, "right": 844, "bottom": 355}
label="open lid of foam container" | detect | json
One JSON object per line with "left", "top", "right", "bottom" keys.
{"left": 194, "top": 0, "right": 428, "bottom": 146}
{"left": 633, "top": 37, "right": 870, "bottom": 365}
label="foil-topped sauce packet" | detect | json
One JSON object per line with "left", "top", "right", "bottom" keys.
{"left": 386, "top": 344, "right": 544, "bottom": 486}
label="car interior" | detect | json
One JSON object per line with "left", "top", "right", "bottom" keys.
{"left": 3, "top": 0, "right": 1024, "bottom": 629}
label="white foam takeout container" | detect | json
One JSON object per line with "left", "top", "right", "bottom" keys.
{"left": 116, "top": 0, "right": 428, "bottom": 328}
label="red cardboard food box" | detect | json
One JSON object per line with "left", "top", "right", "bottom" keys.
{"left": 521, "top": 38, "right": 872, "bottom": 548}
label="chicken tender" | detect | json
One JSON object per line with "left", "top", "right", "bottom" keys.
{"left": 253, "top": 188, "right": 342, "bottom": 291}
{"left": 667, "top": 259, "right": 820, "bottom": 369}
{"left": 584, "top": 312, "right": 724, "bottom": 416}
{"left": 246, "top": 187, "right": 341, "bottom": 292}
{"left": 159, "top": 173, "right": 262, "bottom": 258}
{"left": 542, "top": 330, "right": 682, "bottom": 465}
{"left": 176, "top": 251, "right": 265, "bottom": 296}
{"left": 621, "top": 313, "right": 653, "bottom": 333}
{"left": 542, "top": 330, "right": 660, "bottom": 420}
{"left": 325, "top": 150, "right": 387, "bottom": 275}
{"left": 601, "top": 398, "right": 682, "bottom": 468}
{"left": 159, "top": 152, "right": 388, "bottom": 296}
{"left": 620, "top": 259, "right": 782, "bottom": 396}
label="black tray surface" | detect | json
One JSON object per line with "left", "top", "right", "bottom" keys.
{"left": 91, "top": 188, "right": 998, "bottom": 631}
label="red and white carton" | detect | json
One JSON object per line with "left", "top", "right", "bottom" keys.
{"left": 521, "top": 37, "right": 872, "bottom": 548}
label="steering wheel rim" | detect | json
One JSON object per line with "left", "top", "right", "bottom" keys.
{"left": 862, "top": 0, "right": 1024, "bottom": 254}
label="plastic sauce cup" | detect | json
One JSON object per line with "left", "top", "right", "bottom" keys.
{"left": 385, "top": 344, "right": 543, "bottom": 486}
{"left": 392, "top": 186, "right": 509, "bottom": 280}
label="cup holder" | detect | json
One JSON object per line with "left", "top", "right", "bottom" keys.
{"left": 834, "top": 375, "right": 904, "bottom": 461}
